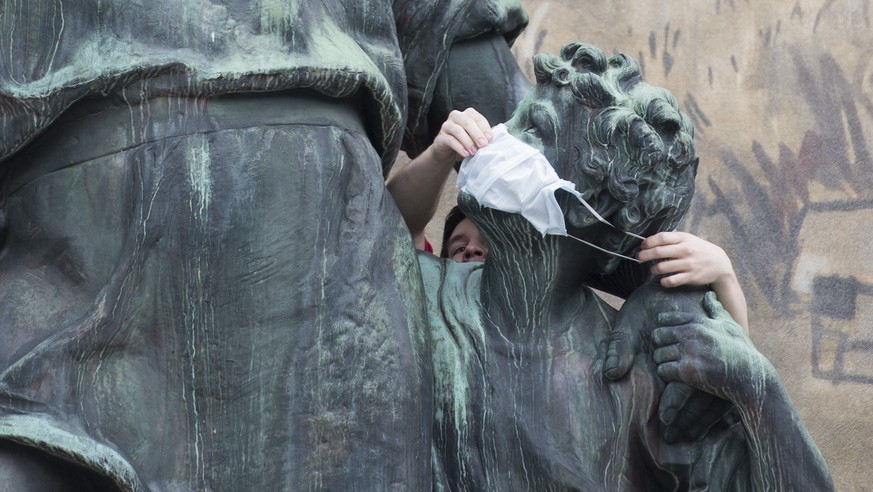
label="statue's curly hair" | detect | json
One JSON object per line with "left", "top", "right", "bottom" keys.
{"left": 532, "top": 43, "right": 698, "bottom": 237}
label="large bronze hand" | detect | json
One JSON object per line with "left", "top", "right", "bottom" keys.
{"left": 603, "top": 284, "right": 734, "bottom": 443}
{"left": 652, "top": 291, "right": 771, "bottom": 404}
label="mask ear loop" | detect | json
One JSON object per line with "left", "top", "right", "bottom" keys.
{"left": 566, "top": 194, "right": 644, "bottom": 263}
{"left": 563, "top": 234, "right": 641, "bottom": 263}
{"left": 573, "top": 194, "right": 645, "bottom": 240}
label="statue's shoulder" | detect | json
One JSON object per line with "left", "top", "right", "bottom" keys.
{"left": 619, "top": 279, "right": 709, "bottom": 320}
{"left": 415, "top": 250, "right": 443, "bottom": 285}
{"left": 416, "top": 251, "right": 482, "bottom": 290}
{"left": 416, "top": 251, "right": 483, "bottom": 321}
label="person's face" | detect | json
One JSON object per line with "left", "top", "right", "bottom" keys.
{"left": 446, "top": 218, "right": 489, "bottom": 263}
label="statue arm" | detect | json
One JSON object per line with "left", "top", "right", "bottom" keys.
{"left": 395, "top": 0, "right": 528, "bottom": 156}
{"left": 604, "top": 231, "right": 750, "bottom": 376}
{"left": 652, "top": 292, "right": 834, "bottom": 490}
{"left": 423, "top": 34, "right": 531, "bottom": 151}
{"left": 389, "top": 30, "right": 529, "bottom": 248}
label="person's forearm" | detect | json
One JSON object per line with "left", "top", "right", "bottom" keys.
{"left": 386, "top": 145, "right": 456, "bottom": 243}
{"left": 712, "top": 271, "right": 749, "bottom": 332}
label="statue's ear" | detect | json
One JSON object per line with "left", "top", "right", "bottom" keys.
{"left": 564, "top": 188, "right": 621, "bottom": 231}
{"left": 555, "top": 187, "right": 585, "bottom": 228}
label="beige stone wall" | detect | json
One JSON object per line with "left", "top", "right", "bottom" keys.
{"left": 510, "top": 1, "right": 873, "bottom": 489}
{"left": 399, "top": 1, "right": 873, "bottom": 489}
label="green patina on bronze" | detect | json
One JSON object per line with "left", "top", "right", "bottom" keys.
{"left": 424, "top": 43, "right": 833, "bottom": 491}
{"left": 0, "top": 1, "right": 529, "bottom": 490}
{"left": 0, "top": 0, "right": 832, "bottom": 487}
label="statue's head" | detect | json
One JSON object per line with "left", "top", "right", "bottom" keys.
{"left": 498, "top": 42, "right": 699, "bottom": 273}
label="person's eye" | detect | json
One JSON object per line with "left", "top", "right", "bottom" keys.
{"left": 453, "top": 245, "right": 466, "bottom": 255}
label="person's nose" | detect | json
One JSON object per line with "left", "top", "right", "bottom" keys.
{"left": 462, "top": 241, "right": 487, "bottom": 262}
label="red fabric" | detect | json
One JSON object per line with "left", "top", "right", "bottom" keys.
{"left": 424, "top": 238, "right": 433, "bottom": 254}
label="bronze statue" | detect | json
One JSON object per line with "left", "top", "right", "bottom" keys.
{"left": 422, "top": 43, "right": 834, "bottom": 490}
{"left": 0, "top": 1, "right": 528, "bottom": 490}
{"left": 0, "top": 0, "right": 832, "bottom": 487}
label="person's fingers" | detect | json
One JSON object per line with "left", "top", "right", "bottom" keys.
{"left": 434, "top": 132, "right": 470, "bottom": 158}
{"left": 639, "top": 231, "right": 684, "bottom": 250}
{"left": 447, "top": 109, "right": 487, "bottom": 152}
{"left": 659, "top": 271, "right": 694, "bottom": 288}
{"left": 637, "top": 242, "right": 686, "bottom": 263}
{"left": 461, "top": 108, "right": 493, "bottom": 145}
{"left": 635, "top": 247, "right": 658, "bottom": 263}
{"left": 441, "top": 116, "right": 478, "bottom": 155}
{"left": 648, "top": 257, "right": 685, "bottom": 275}
{"left": 639, "top": 231, "right": 670, "bottom": 249}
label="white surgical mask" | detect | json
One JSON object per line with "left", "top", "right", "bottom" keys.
{"left": 457, "top": 124, "right": 642, "bottom": 263}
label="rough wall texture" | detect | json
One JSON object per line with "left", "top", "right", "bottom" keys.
{"left": 403, "top": 2, "right": 870, "bottom": 487}
{"left": 492, "top": 1, "right": 872, "bottom": 490}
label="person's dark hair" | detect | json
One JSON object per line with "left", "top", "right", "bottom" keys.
{"left": 440, "top": 205, "right": 467, "bottom": 258}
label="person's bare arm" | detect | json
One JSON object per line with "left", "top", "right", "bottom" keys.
{"left": 386, "top": 108, "right": 492, "bottom": 249}
{"left": 636, "top": 231, "right": 749, "bottom": 332}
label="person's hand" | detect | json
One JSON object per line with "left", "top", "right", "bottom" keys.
{"left": 430, "top": 108, "right": 493, "bottom": 164}
{"left": 652, "top": 291, "right": 774, "bottom": 405}
{"left": 636, "top": 231, "right": 733, "bottom": 288}
{"left": 637, "top": 231, "right": 750, "bottom": 332}
{"left": 385, "top": 107, "right": 492, "bottom": 249}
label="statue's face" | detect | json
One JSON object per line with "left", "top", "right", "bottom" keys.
{"left": 505, "top": 83, "right": 601, "bottom": 199}
{"left": 506, "top": 86, "right": 628, "bottom": 272}
{"left": 506, "top": 77, "right": 697, "bottom": 274}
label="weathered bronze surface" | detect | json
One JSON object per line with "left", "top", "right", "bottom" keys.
{"left": 0, "top": 1, "right": 526, "bottom": 490}
{"left": 422, "top": 43, "right": 833, "bottom": 490}
{"left": 0, "top": 1, "right": 832, "bottom": 490}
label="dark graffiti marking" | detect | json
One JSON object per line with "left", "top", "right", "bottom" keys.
{"left": 692, "top": 48, "right": 873, "bottom": 383}
{"left": 646, "top": 23, "right": 679, "bottom": 78}
{"left": 515, "top": 3, "right": 873, "bottom": 384}
{"left": 682, "top": 93, "right": 711, "bottom": 133}
{"left": 811, "top": 273, "right": 873, "bottom": 385}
